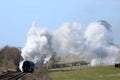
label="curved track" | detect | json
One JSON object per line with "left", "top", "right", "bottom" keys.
{"left": 0, "top": 71, "right": 27, "bottom": 80}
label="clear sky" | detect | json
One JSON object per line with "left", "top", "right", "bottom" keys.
{"left": 0, "top": 0, "right": 120, "bottom": 47}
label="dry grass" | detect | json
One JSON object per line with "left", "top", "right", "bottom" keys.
{"left": 0, "top": 46, "right": 22, "bottom": 70}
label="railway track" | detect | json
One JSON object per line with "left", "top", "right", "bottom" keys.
{"left": 0, "top": 71, "right": 28, "bottom": 80}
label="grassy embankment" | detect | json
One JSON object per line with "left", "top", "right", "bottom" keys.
{"left": 49, "top": 65, "right": 120, "bottom": 80}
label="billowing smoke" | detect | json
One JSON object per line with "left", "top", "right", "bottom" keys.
{"left": 52, "top": 22, "right": 85, "bottom": 57}
{"left": 20, "top": 20, "right": 119, "bottom": 68}
{"left": 21, "top": 22, "right": 55, "bottom": 67}
{"left": 84, "top": 20, "right": 119, "bottom": 66}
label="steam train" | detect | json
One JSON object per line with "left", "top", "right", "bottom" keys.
{"left": 19, "top": 60, "right": 35, "bottom": 73}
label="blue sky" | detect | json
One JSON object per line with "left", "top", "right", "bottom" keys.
{"left": 0, "top": 0, "right": 120, "bottom": 47}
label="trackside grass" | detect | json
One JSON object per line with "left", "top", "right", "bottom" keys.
{"left": 48, "top": 65, "right": 120, "bottom": 80}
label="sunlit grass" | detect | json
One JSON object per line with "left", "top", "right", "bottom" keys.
{"left": 49, "top": 65, "right": 120, "bottom": 80}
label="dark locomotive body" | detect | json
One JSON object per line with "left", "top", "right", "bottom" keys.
{"left": 21, "top": 60, "right": 35, "bottom": 73}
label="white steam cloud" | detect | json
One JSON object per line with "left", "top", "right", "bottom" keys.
{"left": 21, "top": 20, "right": 119, "bottom": 67}
{"left": 84, "top": 20, "right": 119, "bottom": 66}
{"left": 21, "top": 22, "right": 55, "bottom": 67}
{"left": 52, "top": 22, "right": 85, "bottom": 56}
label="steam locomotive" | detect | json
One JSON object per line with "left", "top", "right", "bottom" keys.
{"left": 19, "top": 60, "right": 35, "bottom": 73}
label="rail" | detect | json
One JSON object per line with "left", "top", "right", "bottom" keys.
{"left": 0, "top": 71, "right": 27, "bottom": 80}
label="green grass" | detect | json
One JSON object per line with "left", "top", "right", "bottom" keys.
{"left": 48, "top": 65, "right": 120, "bottom": 80}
